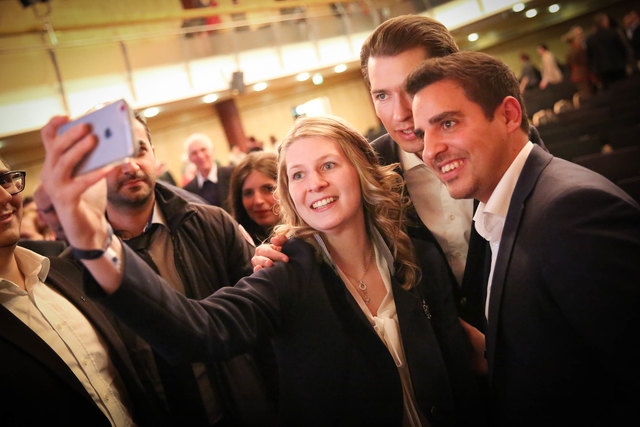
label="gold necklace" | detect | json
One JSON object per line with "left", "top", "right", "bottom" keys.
{"left": 342, "top": 246, "right": 375, "bottom": 304}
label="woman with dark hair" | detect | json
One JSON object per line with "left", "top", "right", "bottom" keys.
{"left": 227, "top": 151, "right": 280, "bottom": 244}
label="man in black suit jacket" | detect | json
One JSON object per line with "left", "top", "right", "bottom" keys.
{"left": 407, "top": 50, "right": 640, "bottom": 426}
{"left": 0, "top": 161, "right": 161, "bottom": 426}
{"left": 183, "top": 133, "right": 234, "bottom": 211}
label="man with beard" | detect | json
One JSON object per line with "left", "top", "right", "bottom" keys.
{"left": 43, "top": 111, "right": 275, "bottom": 426}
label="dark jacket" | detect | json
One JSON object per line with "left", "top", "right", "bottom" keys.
{"left": 371, "top": 127, "right": 546, "bottom": 332}
{"left": 0, "top": 255, "right": 164, "bottom": 426}
{"left": 485, "top": 145, "right": 640, "bottom": 426}
{"left": 87, "top": 235, "right": 484, "bottom": 426}
{"left": 114, "top": 182, "right": 276, "bottom": 426}
{"left": 183, "top": 165, "right": 234, "bottom": 211}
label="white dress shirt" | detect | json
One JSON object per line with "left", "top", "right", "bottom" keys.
{"left": 0, "top": 246, "right": 134, "bottom": 426}
{"left": 401, "top": 149, "right": 473, "bottom": 284}
{"left": 473, "top": 141, "right": 534, "bottom": 320}
{"left": 195, "top": 162, "right": 219, "bottom": 189}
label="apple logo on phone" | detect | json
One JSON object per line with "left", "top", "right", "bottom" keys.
{"left": 105, "top": 128, "right": 112, "bottom": 139}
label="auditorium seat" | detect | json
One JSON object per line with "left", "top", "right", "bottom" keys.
{"left": 573, "top": 146, "right": 640, "bottom": 183}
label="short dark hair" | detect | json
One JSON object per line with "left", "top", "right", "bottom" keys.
{"left": 133, "top": 110, "right": 152, "bottom": 145}
{"left": 360, "top": 15, "right": 458, "bottom": 88}
{"left": 406, "top": 51, "right": 530, "bottom": 133}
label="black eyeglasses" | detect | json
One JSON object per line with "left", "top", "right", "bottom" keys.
{"left": 0, "top": 170, "right": 26, "bottom": 196}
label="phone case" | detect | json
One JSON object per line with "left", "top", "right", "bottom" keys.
{"left": 58, "top": 99, "right": 139, "bottom": 175}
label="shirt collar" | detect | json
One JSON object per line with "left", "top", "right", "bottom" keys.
{"left": 314, "top": 227, "right": 396, "bottom": 277}
{"left": 0, "top": 246, "right": 50, "bottom": 292}
{"left": 196, "top": 162, "right": 219, "bottom": 187}
{"left": 474, "top": 141, "right": 534, "bottom": 243}
{"left": 399, "top": 147, "right": 428, "bottom": 172}
{"left": 149, "top": 201, "right": 167, "bottom": 229}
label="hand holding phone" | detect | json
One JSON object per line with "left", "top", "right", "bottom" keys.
{"left": 57, "top": 99, "right": 139, "bottom": 176}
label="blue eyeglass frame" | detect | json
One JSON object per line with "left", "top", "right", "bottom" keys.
{"left": 0, "top": 170, "right": 26, "bottom": 196}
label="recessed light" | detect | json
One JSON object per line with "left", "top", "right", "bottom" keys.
{"left": 203, "top": 94, "right": 219, "bottom": 103}
{"left": 548, "top": 4, "right": 560, "bottom": 13}
{"left": 525, "top": 8, "right": 538, "bottom": 18}
{"left": 143, "top": 107, "right": 159, "bottom": 118}
{"left": 512, "top": 3, "right": 525, "bottom": 12}
{"left": 253, "top": 82, "right": 268, "bottom": 91}
{"left": 334, "top": 64, "right": 347, "bottom": 73}
{"left": 468, "top": 33, "right": 479, "bottom": 42}
{"left": 296, "top": 72, "right": 310, "bottom": 82}
{"left": 312, "top": 73, "right": 324, "bottom": 85}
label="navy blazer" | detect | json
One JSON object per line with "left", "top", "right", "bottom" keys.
{"left": 0, "top": 256, "right": 163, "bottom": 426}
{"left": 87, "top": 237, "right": 483, "bottom": 426}
{"left": 486, "top": 145, "right": 640, "bottom": 426}
{"left": 371, "top": 127, "right": 546, "bottom": 332}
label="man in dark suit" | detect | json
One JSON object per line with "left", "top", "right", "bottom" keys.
{"left": 183, "top": 133, "right": 234, "bottom": 211}
{"left": 407, "top": 50, "right": 640, "bottom": 426}
{"left": 0, "top": 160, "right": 161, "bottom": 426}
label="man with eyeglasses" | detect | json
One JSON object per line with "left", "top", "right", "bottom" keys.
{"left": 0, "top": 159, "right": 163, "bottom": 425}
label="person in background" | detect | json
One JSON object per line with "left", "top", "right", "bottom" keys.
{"left": 586, "top": 13, "right": 629, "bottom": 90}
{"left": 562, "top": 25, "right": 596, "bottom": 100}
{"left": 536, "top": 43, "right": 564, "bottom": 89}
{"left": 183, "top": 133, "right": 234, "bottom": 210}
{"left": 407, "top": 50, "right": 640, "bottom": 426}
{"left": 41, "top": 114, "right": 485, "bottom": 426}
{"left": 228, "top": 151, "right": 280, "bottom": 244}
{"left": 517, "top": 52, "right": 541, "bottom": 93}
{"left": 19, "top": 196, "right": 55, "bottom": 241}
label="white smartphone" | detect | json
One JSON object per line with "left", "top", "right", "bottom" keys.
{"left": 58, "top": 99, "right": 139, "bottom": 176}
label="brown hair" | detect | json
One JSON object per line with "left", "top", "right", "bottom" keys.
{"left": 360, "top": 15, "right": 458, "bottom": 88}
{"left": 227, "top": 151, "right": 279, "bottom": 242}
{"left": 406, "top": 51, "right": 530, "bottom": 133}
{"left": 275, "top": 115, "right": 419, "bottom": 290}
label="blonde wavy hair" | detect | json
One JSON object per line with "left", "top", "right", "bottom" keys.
{"left": 274, "top": 115, "right": 419, "bottom": 290}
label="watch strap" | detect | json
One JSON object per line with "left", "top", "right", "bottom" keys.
{"left": 71, "top": 224, "right": 113, "bottom": 260}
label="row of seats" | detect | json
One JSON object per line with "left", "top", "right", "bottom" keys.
{"left": 535, "top": 74, "right": 640, "bottom": 203}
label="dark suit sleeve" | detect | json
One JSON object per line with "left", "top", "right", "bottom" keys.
{"left": 85, "top": 241, "right": 306, "bottom": 365}
{"left": 538, "top": 186, "right": 640, "bottom": 391}
{"left": 213, "top": 206, "right": 256, "bottom": 282}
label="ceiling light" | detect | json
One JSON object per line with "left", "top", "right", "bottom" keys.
{"left": 253, "top": 82, "right": 268, "bottom": 92}
{"left": 467, "top": 33, "right": 479, "bottom": 42}
{"left": 334, "top": 64, "right": 347, "bottom": 73}
{"left": 142, "top": 107, "right": 159, "bottom": 118}
{"left": 296, "top": 72, "right": 310, "bottom": 82}
{"left": 312, "top": 73, "right": 324, "bottom": 85}
{"left": 512, "top": 3, "right": 525, "bottom": 12}
{"left": 202, "top": 93, "right": 219, "bottom": 103}
{"left": 548, "top": 4, "right": 560, "bottom": 13}
{"left": 525, "top": 8, "right": 538, "bottom": 18}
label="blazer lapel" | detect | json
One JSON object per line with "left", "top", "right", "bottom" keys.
{"left": 0, "top": 305, "right": 92, "bottom": 399}
{"left": 394, "top": 284, "right": 450, "bottom": 413}
{"left": 486, "top": 146, "right": 553, "bottom": 375}
{"left": 319, "top": 262, "right": 398, "bottom": 372}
